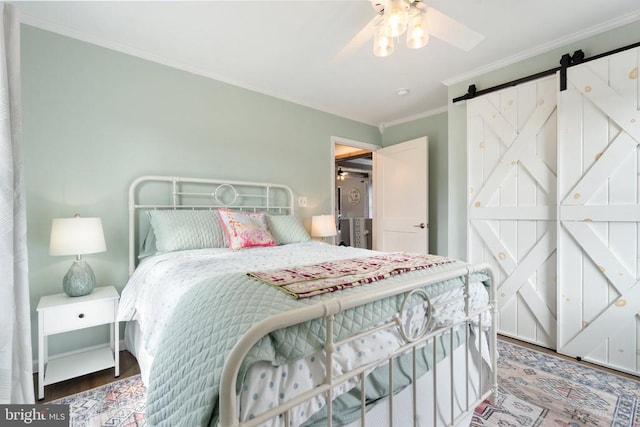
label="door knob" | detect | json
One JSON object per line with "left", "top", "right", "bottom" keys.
{"left": 413, "top": 223, "right": 426, "bottom": 229}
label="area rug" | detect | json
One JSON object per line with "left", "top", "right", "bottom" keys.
{"left": 50, "top": 374, "right": 146, "bottom": 426}
{"left": 51, "top": 340, "right": 639, "bottom": 426}
{"left": 472, "top": 340, "right": 640, "bottom": 427}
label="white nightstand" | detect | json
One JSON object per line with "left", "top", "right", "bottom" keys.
{"left": 37, "top": 286, "right": 120, "bottom": 400}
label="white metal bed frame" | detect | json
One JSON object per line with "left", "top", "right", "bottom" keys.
{"left": 127, "top": 175, "right": 497, "bottom": 427}
{"left": 128, "top": 175, "right": 295, "bottom": 274}
{"left": 220, "top": 265, "right": 497, "bottom": 427}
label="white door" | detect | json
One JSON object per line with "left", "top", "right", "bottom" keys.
{"left": 557, "top": 48, "right": 640, "bottom": 374}
{"left": 373, "top": 137, "right": 428, "bottom": 253}
{"left": 467, "top": 76, "right": 558, "bottom": 349}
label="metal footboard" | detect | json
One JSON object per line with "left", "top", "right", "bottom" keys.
{"left": 219, "top": 263, "right": 497, "bottom": 427}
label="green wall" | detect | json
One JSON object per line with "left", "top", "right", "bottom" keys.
{"left": 446, "top": 20, "right": 640, "bottom": 260}
{"left": 22, "top": 25, "right": 380, "bottom": 359}
{"left": 381, "top": 112, "right": 448, "bottom": 255}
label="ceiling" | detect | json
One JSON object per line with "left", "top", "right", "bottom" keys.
{"left": 12, "top": 1, "right": 640, "bottom": 128}
{"left": 335, "top": 144, "right": 372, "bottom": 174}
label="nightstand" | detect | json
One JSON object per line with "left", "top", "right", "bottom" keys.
{"left": 37, "top": 286, "right": 120, "bottom": 400}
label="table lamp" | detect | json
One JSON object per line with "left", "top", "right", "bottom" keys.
{"left": 49, "top": 215, "right": 106, "bottom": 297}
{"left": 311, "top": 215, "right": 337, "bottom": 243}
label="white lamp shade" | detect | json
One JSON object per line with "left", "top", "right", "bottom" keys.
{"left": 49, "top": 217, "right": 107, "bottom": 256}
{"left": 311, "top": 215, "right": 337, "bottom": 238}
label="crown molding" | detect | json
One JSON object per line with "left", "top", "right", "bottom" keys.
{"left": 442, "top": 10, "right": 640, "bottom": 87}
{"left": 379, "top": 105, "right": 448, "bottom": 132}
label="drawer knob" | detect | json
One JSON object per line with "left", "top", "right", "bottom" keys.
{"left": 78, "top": 313, "right": 85, "bottom": 319}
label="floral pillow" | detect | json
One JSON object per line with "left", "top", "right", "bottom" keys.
{"left": 217, "top": 208, "right": 277, "bottom": 250}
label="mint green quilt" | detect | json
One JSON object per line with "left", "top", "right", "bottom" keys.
{"left": 145, "top": 261, "right": 478, "bottom": 426}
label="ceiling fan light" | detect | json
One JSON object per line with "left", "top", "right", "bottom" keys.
{"left": 373, "top": 26, "right": 394, "bottom": 57}
{"left": 406, "top": 9, "right": 429, "bottom": 49}
{"left": 383, "top": 0, "right": 409, "bottom": 37}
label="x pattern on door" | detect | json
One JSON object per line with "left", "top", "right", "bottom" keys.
{"left": 467, "top": 76, "right": 558, "bottom": 348}
{"left": 558, "top": 56, "right": 640, "bottom": 373}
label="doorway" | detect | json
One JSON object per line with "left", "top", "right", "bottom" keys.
{"left": 335, "top": 145, "right": 373, "bottom": 248}
{"left": 331, "top": 136, "right": 429, "bottom": 253}
{"left": 331, "top": 137, "right": 379, "bottom": 249}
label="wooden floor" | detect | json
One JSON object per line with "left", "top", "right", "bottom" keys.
{"left": 34, "top": 337, "right": 638, "bottom": 403}
{"left": 34, "top": 350, "right": 141, "bottom": 403}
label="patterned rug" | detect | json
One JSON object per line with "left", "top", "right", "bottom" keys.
{"left": 472, "top": 340, "right": 640, "bottom": 427}
{"left": 51, "top": 340, "right": 639, "bottom": 426}
{"left": 50, "top": 374, "right": 146, "bottom": 426}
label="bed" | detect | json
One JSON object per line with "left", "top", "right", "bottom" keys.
{"left": 118, "top": 175, "right": 497, "bottom": 427}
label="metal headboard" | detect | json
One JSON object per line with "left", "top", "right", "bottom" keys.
{"left": 128, "top": 175, "right": 295, "bottom": 274}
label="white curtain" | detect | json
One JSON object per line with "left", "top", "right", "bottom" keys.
{"left": 0, "top": 3, "right": 33, "bottom": 404}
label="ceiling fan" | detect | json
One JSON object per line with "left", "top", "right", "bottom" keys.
{"left": 334, "top": 0, "right": 484, "bottom": 61}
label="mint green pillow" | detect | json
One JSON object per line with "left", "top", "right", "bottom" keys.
{"left": 147, "top": 209, "right": 227, "bottom": 253}
{"left": 138, "top": 225, "right": 158, "bottom": 258}
{"left": 267, "top": 215, "right": 311, "bottom": 245}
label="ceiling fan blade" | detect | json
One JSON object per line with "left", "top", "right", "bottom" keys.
{"left": 332, "top": 15, "right": 381, "bottom": 63}
{"left": 426, "top": 6, "right": 484, "bottom": 51}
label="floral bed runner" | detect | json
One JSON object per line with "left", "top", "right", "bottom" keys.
{"left": 248, "top": 252, "right": 456, "bottom": 298}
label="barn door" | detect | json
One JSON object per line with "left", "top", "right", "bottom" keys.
{"left": 557, "top": 48, "right": 640, "bottom": 374}
{"left": 467, "top": 75, "right": 558, "bottom": 349}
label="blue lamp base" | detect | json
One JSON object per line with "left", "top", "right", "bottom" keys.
{"left": 63, "top": 260, "right": 96, "bottom": 297}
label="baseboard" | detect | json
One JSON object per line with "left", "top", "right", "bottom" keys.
{"left": 32, "top": 339, "right": 127, "bottom": 374}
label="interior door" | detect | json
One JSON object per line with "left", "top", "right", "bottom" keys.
{"left": 373, "top": 137, "right": 428, "bottom": 253}
{"left": 467, "top": 75, "right": 558, "bottom": 349}
{"left": 557, "top": 48, "right": 640, "bottom": 374}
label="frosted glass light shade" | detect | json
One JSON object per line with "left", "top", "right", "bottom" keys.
{"left": 49, "top": 217, "right": 106, "bottom": 256}
{"left": 311, "top": 215, "right": 337, "bottom": 238}
{"left": 406, "top": 9, "right": 429, "bottom": 49}
{"left": 383, "top": 0, "right": 409, "bottom": 37}
{"left": 373, "top": 25, "right": 394, "bottom": 57}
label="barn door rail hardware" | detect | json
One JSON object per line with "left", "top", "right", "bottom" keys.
{"left": 453, "top": 39, "right": 640, "bottom": 103}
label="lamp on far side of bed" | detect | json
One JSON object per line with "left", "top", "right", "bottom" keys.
{"left": 311, "top": 214, "right": 337, "bottom": 243}
{"left": 49, "top": 214, "right": 106, "bottom": 297}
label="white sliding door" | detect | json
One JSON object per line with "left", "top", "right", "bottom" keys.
{"left": 557, "top": 48, "right": 640, "bottom": 374}
{"left": 467, "top": 76, "right": 558, "bottom": 349}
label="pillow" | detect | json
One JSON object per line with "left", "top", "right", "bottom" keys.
{"left": 138, "top": 225, "right": 157, "bottom": 259}
{"left": 217, "top": 208, "right": 277, "bottom": 250}
{"left": 267, "top": 215, "right": 311, "bottom": 245}
{"left": 147, "top": 209, "right": 227, "bottom": 253}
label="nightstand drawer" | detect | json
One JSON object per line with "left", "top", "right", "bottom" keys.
{"left": 42, "top": 299, "right": 115, "bottom": 335}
